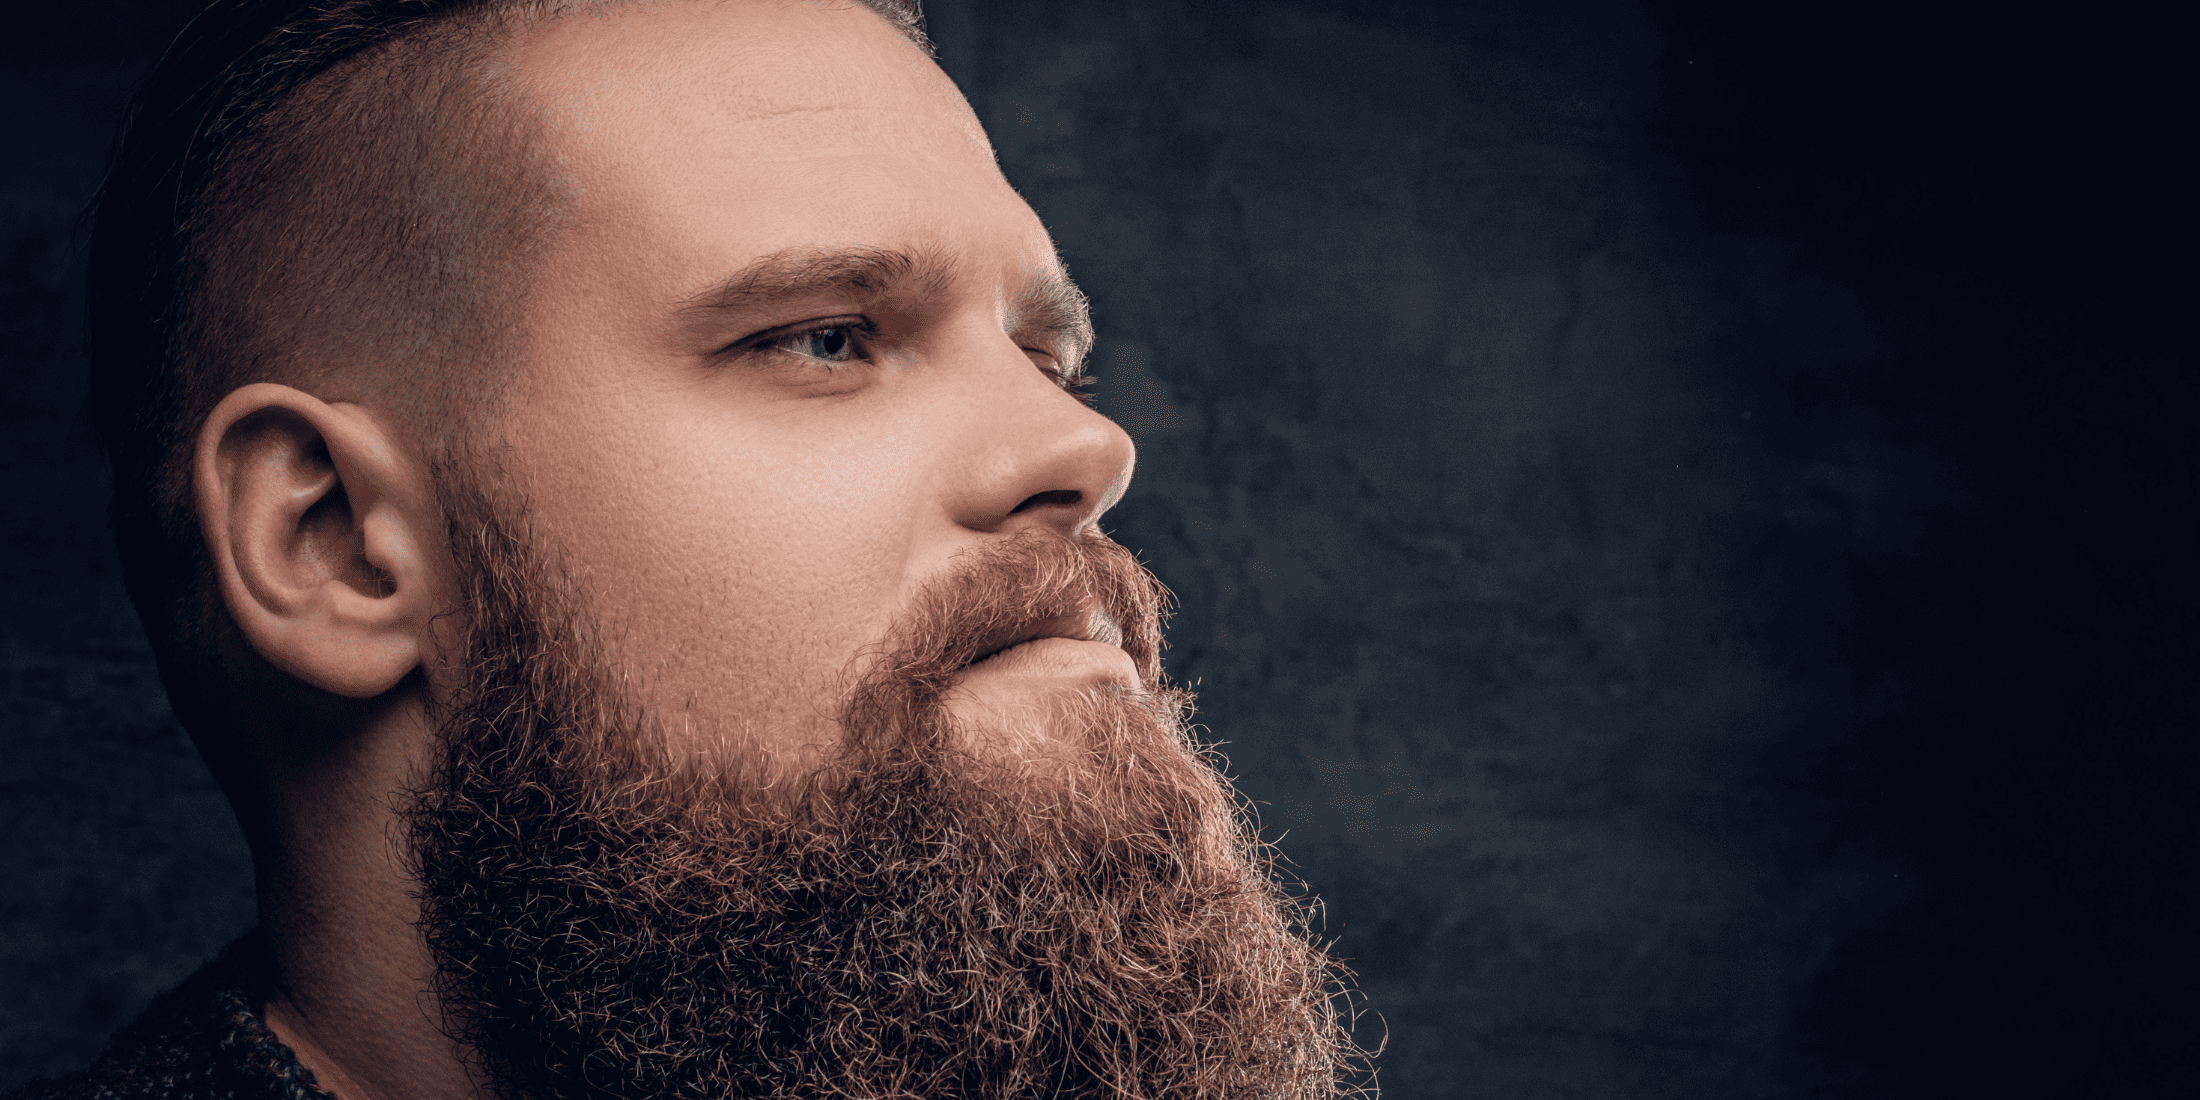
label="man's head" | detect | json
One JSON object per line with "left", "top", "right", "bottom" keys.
{"left": 89, "top": 1, "right": 1366, "bottom": 1095}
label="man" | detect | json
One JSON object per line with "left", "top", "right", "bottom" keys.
{"left": 16, "top": 1, "right": 1363, "bottom": 1097}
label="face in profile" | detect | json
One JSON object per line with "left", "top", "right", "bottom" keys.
{"left": 389, "top": 3, "right": 1360, "bottom": 1096}
{"left": 474, "top": 0, "right": 1135, "bottom": 778}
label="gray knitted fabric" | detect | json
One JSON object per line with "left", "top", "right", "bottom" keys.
{"left": 6, "top": 933, "right": 337, "bottom": 1100}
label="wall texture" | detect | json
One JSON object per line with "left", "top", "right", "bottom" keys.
{"left": 2, "top": 2, "right": 2192, "bottom": 1097}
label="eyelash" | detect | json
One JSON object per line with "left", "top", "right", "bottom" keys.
{"left": 735, "top": 317, "right": 1092, "bottom": 401}
{"left": 746, "top": 317, "right": 876, "bottom": 370}
{"left": 1040, "top": 354, "right": 1097, "bottom": 407}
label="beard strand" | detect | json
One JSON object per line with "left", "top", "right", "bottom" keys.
{"left": 404, "top": 478, "right": 1370, "bottom": 1099}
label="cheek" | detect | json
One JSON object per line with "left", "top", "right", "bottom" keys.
{"left": 502, "top": 382, "right": 934, "bottom": 745}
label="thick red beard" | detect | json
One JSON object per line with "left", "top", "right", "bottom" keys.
{"left": 405, "top": 483, "right": 1368, "bottom": 1099}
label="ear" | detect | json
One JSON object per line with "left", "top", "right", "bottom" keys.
{"left": 196, "top": 383, "right": 442, "bottom": 699}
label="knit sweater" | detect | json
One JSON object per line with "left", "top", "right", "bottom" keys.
{"left": 5, "top": 933, "right": 337, "bottom": 1100}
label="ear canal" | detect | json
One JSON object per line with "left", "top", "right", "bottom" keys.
{"left": 295, "top": 480, "right": 396, "bottom": 600}
{"left": 356, "top": 545, "right": 397, "bottom": 598}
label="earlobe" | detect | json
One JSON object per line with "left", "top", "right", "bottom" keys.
{"left": 197, "top": 383, "right": 440, "bottom": 699}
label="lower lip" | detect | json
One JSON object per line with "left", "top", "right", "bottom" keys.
{"left": 958, "top": 636, "right": 1139, "bottom": 685}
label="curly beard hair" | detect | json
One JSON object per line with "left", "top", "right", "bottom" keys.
{"left": 403, "top": 479, "right": 1370, "bottom": 1099}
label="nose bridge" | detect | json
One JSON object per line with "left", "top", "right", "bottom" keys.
{"left": 943, "top": 341, "right": 1136, "bottom": 538}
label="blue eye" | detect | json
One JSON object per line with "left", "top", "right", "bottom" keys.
{"left": 781, "top": 325, "right": 860, "bottom": 363}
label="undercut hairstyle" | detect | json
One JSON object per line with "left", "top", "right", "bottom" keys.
{"left": 84, "top": 0, "right": 931, "bottom": 754}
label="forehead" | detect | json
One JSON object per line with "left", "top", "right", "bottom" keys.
{"left": 502, "top": 0, "right": 1047, "bottom": 294}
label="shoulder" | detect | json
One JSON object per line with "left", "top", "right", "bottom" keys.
{"left": 3, "top": 932, "right": 336, "bottom": 1100}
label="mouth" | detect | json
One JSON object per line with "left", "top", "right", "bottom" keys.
{"left": 960, "top": 605, "right": 1126, "bottom": 671}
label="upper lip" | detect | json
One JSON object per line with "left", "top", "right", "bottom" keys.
{"left": 961, "top": 604, "right": 1125, "bottom": 668}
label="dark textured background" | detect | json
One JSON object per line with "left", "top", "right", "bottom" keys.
{"left": 3, "top": 2, "right": 2192, "bottom": 1096}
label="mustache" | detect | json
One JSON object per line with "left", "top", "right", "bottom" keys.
{"left": 880, "top": 527, "right": 1171, "bottom": 683}
{"left": 837, "top": 526, "right": 1175, "bottom": 759}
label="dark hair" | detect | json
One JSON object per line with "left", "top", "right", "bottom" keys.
{"left": 86, "top": 0, "right": 931, "bottom": 741}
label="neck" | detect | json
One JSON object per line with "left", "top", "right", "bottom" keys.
{"left": 243, "top": 685, "right": 482, "bottom": 1100}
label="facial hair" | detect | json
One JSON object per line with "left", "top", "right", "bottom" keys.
{"left": 404, "top": 481, "right": 1368, "bottom": 1099}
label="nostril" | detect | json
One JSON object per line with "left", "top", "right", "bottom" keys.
{"left": 1009, "top": 488, "right": 1083, "bottom": 515}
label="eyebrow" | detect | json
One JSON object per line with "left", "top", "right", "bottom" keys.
{"left": 1010, "top": 262, "right": 1096, "bottom": 371}
{"left": 677, "top": 246, "right": 948, "bottom": 317}
{"left": 675, "top": 244, "right": 1095, "bottom": 369}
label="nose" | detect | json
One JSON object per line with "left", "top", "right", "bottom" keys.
{"left": 941, "top": 342, "right": 1136, "bottom": 539}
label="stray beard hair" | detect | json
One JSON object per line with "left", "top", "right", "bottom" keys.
{"left": 404, "top": 473, "right": 1369, "bottom": 1099}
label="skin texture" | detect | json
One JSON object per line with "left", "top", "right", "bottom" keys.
{"left": 494, "top": 0, "right": 1137, "bottom": 772}
{"left": 192, "top": 2, "right": 1141, "bottom": 1096}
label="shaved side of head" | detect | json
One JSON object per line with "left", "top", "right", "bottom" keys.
{"left": 87, "top": 0, "right": 930, "bottom": 788}
{"left": 94, "top": 4, "right": 567, "bottom": 779}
